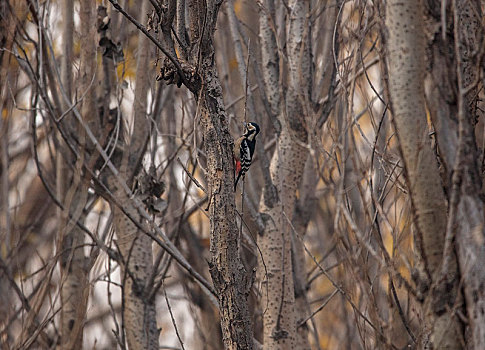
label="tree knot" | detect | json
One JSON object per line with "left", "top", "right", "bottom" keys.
{"left": 157, "top": 58, "right": 199, "bottom": 90}
{"left": 271, "top": 327, "right": 289, "bottom": 341}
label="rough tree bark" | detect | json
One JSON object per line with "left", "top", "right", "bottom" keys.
{"left": 385, "top": 0, "right": 463, "bottom": 348}
{"left": 185, "top": 1, "right": 255, "bottom": 349}
{"left": 197, "top": 22, "right": 255, "bottom": 350}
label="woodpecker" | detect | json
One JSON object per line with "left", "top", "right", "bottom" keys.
{"left": 233, "top": 122, "right": 260, "bottom": 191}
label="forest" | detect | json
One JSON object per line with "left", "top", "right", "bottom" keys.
{"left": 1, "top": 0, "right": 485, "bottom": 349}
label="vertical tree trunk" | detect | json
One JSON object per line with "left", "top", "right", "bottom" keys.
{"left": 423, "top": 1, "right": 459, "bottom": 184}
{"left": 187, "top": 2, "right": 254, "bottom": 349}
{"left": 424, "top": 1, "right": 485, "bottom": 347}
{"left": 257, "top": 0, "right": 311, "bottom": 348}
{"left": 385, "top": 0, "right": 463, "bottom": 348}
{"left": 111, "top": 1, "right": 159, "bottom": 348}
{"left": 258, "top": 131, "right": 305, "bottom": 349}
{"left": 58, "top": 0, "right": 93, "bottom": 347}
{"left": 292, "top": 157, "right": 319, "bottom": 350}
{"left": 0, "top": 0, "right": 24, "bottom": 327}
{"left": 202, "top": 59, "right": 255, "bottom": 350}
{"left": 450, "top": 1, "right": 485, "bottom": 348}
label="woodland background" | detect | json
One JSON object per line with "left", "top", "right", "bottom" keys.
{"left": 1, "top": 0, "right": 485, "bottom": 349}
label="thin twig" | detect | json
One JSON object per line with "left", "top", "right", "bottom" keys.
{"left": 163, "top": 285, "right": 186, "bottom": 350}
{"left": 298, "top": 288, "right": 338, "bottom": 328}
{"left": 176, "top": 157, "right": 207, "bottom": 194}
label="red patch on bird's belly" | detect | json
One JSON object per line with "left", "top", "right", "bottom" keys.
{"left": 236, "top": 160, "right": 242, "bottom": 173}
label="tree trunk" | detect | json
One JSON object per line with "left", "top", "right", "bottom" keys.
{"left": 187, "top": 1, "right": 255, "bottom": 349}
{"left": 258, "top": 129, "right": 306, "bottom": 349}
{"left": 450, "top": 1, "right": 485, "bottom": 348}
{"left": 201, "top": 60, "right": 255, "bottom": 350}
{"left": 110, "top": 1, "right": 159, "bottom": 349}
{"left": 424, "top": 1, "right": 485, "bottom": 347}
{"left": 257, "top": 0, "right": 311, "bottom": 348}
{"left": 58, "top": 0, "right": 93, "bottom": 347}
{"left": 201, "top": 53, "right": 255, "bottom": 350}
{"left": 385, "top": 0, "right": 463, "bottom": 348}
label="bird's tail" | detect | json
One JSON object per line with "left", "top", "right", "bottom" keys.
{"left": 234, "top": 172, "right": 242, "bottom": 191}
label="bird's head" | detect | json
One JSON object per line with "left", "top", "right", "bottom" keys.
{"left": 244, "top": 122, "right": 260, "bottom": 140}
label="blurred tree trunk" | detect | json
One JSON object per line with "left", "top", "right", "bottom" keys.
{"left": 105, "top": 1, "right": 159, "bottom": 349}
{"left": 183, "top": 225, "right": 224, "bottom": 350}
{"left": 0, "top": 0, "right": 25, "bottom": 327}
{"left": 423, "top": 1, "right": 459, "bottom": 184}
{"left": 292, "top": 157, "right": 318, "bottom": 349}
{"left": 449, "top": 1, "right": 485, "bottom": 348}
{"left": 291, "top": 1, "right": 337, "bottom": 347}
{"left": 423, "top": 1, "right": 485, "bottom": 348}
{"left": 164, "top": 84, "right": 223, "bottom": 350}
{"left": 58, "top": 0, "right": 93, "bottom": 348}
{"left": 385, "top": 0, "right": 463, "bottom": 348}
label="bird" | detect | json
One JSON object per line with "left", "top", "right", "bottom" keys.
{"left": 233, "top": 122, "right": 260, "bottom": 191}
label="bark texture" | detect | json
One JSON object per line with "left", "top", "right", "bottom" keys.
{"left": 258, "top": 130, "right": 307, "bottom": 349}
{"left": 385, "top": 0, "right": 463, "bottom": 348}
{"left": 257, "top": 0, "right": 311, "bottom": 348}
{"left": 188, "top": 2, "right": 255, "bottom": 349}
